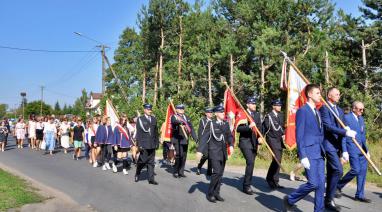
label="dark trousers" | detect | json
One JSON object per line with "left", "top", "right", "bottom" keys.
{"left": 240, "top": 147, "right": 257, "bottom": 189}
{"left": 100, "top": 144, "right": 113, "bottom": 164}
{"left": 84, "top": 143, "right": 91, "bottom": 159}
{"left": 266, "top": 148, "right": 283, "bottom": 185}
{"left": 208, "top": 159, "right": 225, "bottom": 197}
{"left": 325, "top": 150, "right": 343, "bottom": 202}
{"left": 174, "top": 143, "right": 188, "bottom": 175}
{"left": 197, "top": 154, "right": 211, "bottom": 175}
{"left": 136, "top": 148, "right": 156, "bottom": 181}
{"left": 162, "top": 142, "right": 169, "bottom": 160}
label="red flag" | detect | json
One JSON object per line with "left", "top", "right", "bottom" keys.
{"left": 224, "top": 88, "right": 256, "bottom": 155}
{"left": 284, "top": 66, "right": 323, "bottom": 149}
{"left": 162, "top": 104, "right": 175, "bottom": 142}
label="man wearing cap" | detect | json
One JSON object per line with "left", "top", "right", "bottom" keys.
{"left": 171, "top": 104, "right": 198, "bottom": 178}
{"left": 196, "top": 107, "right": 213, "bottom": 176}
{"left": 135, "top": 103, "right": 159, "bottom": 185}
{"left": 263, "top": 99, "right": 285, "bottom": 190}
{"left": 200, "top": 104, "right": 234, "bottom": 203}
{"left": 236, "top": 96, "right": 262, "bottom": 195}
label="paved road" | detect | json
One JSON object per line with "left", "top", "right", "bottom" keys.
{"left": 0, "top": 137, "right": 381, "bottom": 212}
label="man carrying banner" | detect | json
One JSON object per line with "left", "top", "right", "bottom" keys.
{"left": 337, "top": 101, "right": 371, "bottom": 203}
{"left": 236, "top": 96, "right": 262, "bottom": 195}
{"left": 196, "top": 107, "right": 213, "bottom": 176}
{"left": 263, "top": 99, "right": 285, "bottom": 190}
{"left": 283, "top": 84, "right": 326, "bottom": 212}
{"left": 320, "top": 87, "right": 357, "bottom": 211}
{"left": 171, "top": 104, "right": 197, "bottom": 178}
{"left": 135, "top": 103, "right": 159, "bottom": 185}
{"left": 200, "top": 104, "right": 234, "bottom": 203}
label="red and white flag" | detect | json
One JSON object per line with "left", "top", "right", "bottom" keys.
{"left": 104, "top": 99, "right": 119, "bottom": 130}
{"left": 283, "top": 66, "right": 323, "bottom": 149}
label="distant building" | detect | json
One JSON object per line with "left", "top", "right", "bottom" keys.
{"left": 86, "top": 92, "right": 102, "bottom": 116}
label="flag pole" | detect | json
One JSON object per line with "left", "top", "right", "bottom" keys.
{"left": 169, "top": 99, "right": 189, "bottom": 140}
{"left": 281, "top": 51, "right": 381, "bottom": 176}
{"left": 224, "top": 82, "right": 286, "bottom": 172}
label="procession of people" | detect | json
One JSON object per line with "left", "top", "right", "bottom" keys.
{"left": 0, "top": 85, "right": 374, "bottom": 211}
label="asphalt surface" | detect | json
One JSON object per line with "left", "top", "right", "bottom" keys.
{"left": 0, "top": 137, "right": 381, "bottom": 212}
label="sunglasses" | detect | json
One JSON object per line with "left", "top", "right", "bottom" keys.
{"left": 356, "top": 108, "right": 364, "bottom": 112}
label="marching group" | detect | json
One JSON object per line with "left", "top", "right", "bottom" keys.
{"left": 0, "top": 84, "right": 373, "bottom": 211}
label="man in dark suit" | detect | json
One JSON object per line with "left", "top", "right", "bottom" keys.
{"left": 200, "top": 104, "right": 234, "bottom": 203}
{"left": 263, "top": 99, "right": 285, "bottom": 190}
{"left": 135, "top": 103, "right": 159, "bottom": 185}
{"left": 320, "top": 87, "right": 357, "bottom": 211}
{"left": 196, "top": 107, "right": 213, "bottom": 176}
{"left": 236, "top": 96, "right": 262, "bottom": 195}
{"left": 171, "top": 104, "right": 197, "bottom": 178}
{"left": 283, "top": 84, "right": 326, "bottom": 212}
{"left": 337, "top": 101, "right": 371, "bottom": 203}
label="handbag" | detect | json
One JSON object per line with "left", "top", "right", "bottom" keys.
{"left": 40, "top": 140, "right": 46, "bottom": 150}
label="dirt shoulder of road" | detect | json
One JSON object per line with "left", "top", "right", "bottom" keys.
{"left": 0, "top": 161, "right": 95, "bottom": 212}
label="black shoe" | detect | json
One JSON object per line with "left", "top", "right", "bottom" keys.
{"left": 215, "top": 195, "right": 224, "bottom": 202}
{"left": 148, "top": 180, "right": 158, "bottom": 185}
{"left": 335, "top": 188, "right": 342, "bottom": 198}
{"left": 173, "top": 173, "right": 178, "bottom": 178}
{"left": 207, "top": 195, "right": 216, "bottom": 203}
{"left": 196, "top": 168, "right": 201, "bottom": 175}
{"left": 355, "top": 197, "right": 372, "bottom": 203}
{"left": 268, "top": 182, "right": 277, "bottom": 190}
{"left": 243, "top": 188, "right": 254, "bottom": 195}
{"left": 275, "top": 184, "right": 285, "bottom": 189}
{"left": 134, "top": 175, "right": 139, "bottom": 182}
{"left": 325, "top": 200, "right": 341, "bottom": 212}
{"left": 178, "top": 173, "right": 187, "bottom": 178}
{"left": 283, "top": 196, "right": 294, "bottom": 212}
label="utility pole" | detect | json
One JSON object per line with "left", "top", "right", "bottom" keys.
{"left": 40, "top": 86, "right": 44, "bottom": 116}
{"left": 98, "top": 45, "right": 109, "bottom": 94}
{"left": 20, "top": 92, "right": 26, "bottom": 119}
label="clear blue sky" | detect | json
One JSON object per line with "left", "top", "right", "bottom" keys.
{"left": 0, "top": 0, "right": 362, "bottom": 110}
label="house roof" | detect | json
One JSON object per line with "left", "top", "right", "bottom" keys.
{"left": 90, "top": 92, "right": 103, "bottom": 99}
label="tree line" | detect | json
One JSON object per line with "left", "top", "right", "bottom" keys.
{"left": 105, "top": 0, "right": 382, "bottom": 141}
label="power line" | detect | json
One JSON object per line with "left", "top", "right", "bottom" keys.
{"left": 0, "top": 45, "right": 99, "bottom": 53}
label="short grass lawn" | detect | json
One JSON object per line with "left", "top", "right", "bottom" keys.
{"left": 0, "top": 169, "right": 45, "bottom": 211}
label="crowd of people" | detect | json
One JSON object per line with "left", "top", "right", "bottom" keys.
{"left": 0, "top": 85, "right": 373, "bottom": 211}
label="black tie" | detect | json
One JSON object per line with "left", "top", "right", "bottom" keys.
{"left": 315, "top": 109, "right": 321, "bottom": 128}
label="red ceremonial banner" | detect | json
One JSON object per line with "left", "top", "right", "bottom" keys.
{"left": 162, "top": 104, "right": 175, "bottom": 142}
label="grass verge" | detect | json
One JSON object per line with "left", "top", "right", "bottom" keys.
{"left": 0, "top": 168, "right": 45, "bottom": 211}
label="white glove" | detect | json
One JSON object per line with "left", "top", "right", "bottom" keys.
{"left": 367, "top": 152, "right": 370, "bottom": 159}
{"left": 344, "top": 126, "right": 350, "bottom": 131}
{"left": 342, "top": 152, "right": 349, "bottom": 161}
{"left": 301, "top": 157, "right": 310, "bottom": 170}
{"left": 345, "top": 129, "right": 357, "bottom": 138}
{"left": 249, "top": 122, "right": 256, "bottom": 128}
{"left": 229, "top": 146, "right": 234, "bottom": 155}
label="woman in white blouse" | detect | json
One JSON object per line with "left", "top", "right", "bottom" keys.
{"left": 60, "top": 118, "right": 71, "bottom": 154}
{"left": 44, "top": 117, "right": 57, "bottom": 155}
{"left": 15, "top": 118, "right": 26, "bottom": 149}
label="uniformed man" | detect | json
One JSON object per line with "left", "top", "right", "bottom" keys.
{"left": 196, "top": 107, "right": 214, "bottom": 176}
{"left": 263, "top": 99, "right": 285, "bottom": 190}
{"left": 283, "top": 84, "right": 326, "bottom": 212}
{"left": 200, "top": 104, "right": 234, "bottom": 203}
{"left": 320, "top": 87, "right": 357, "bottom": 211}
{"left": 337, "top": 101, "right": 371, "bottom": 203}
{"left": 236, "top": 96, "right": 262, "bottom": 195}
{"left": 171, "top": 104, "right": 197, "bottom": 178}
{"left": 134, "top": 103, "right": 159, "bottom": 185}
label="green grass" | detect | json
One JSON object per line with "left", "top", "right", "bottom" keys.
{"left": 159, "top": 140, "right": 382, "bottom": 187}
{"left": 0, "top": 169, "right": 45, "bottom": 211}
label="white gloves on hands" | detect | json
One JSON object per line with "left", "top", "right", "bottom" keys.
{"left": 342, "top": 152, "right": 349, "bottom": 161}
{"left": 301, "top": 157, "right": 310, "bottom": 170}
{"left": 367, "top": 152, "right": 370, "bottom": 159}
{"left": 345, "top": 129, "right": 357, "bottom": 138}
{"left": 344, "top": 126, "right": 350, "bottom": 131}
